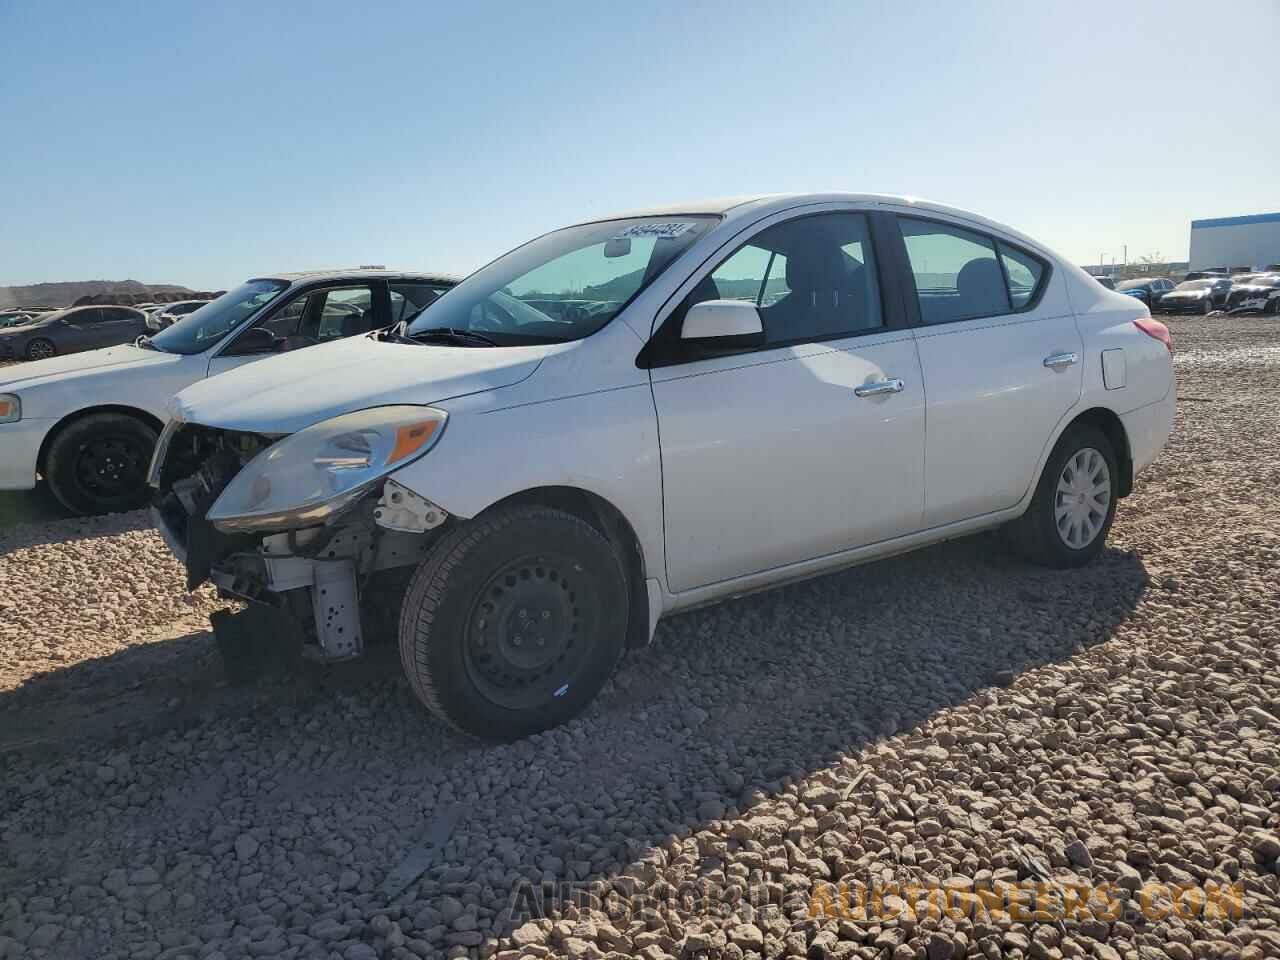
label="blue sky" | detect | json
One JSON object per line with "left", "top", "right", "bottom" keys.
{"left": 2, "top": 0, "right": 1276, "bottom": 289}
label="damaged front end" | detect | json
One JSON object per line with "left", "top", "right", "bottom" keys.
{"left": 149, "top": 411, "right": 451, "bottom": 665}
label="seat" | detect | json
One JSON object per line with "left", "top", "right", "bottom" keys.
{"left": 954, "top": 257, "right": 1009, "bottom": 319}
{"left": 762, "top": 243, "right": 847, "bottom": 341}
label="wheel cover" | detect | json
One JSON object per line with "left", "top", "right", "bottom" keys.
{"left": 1054, "top": 447, "right": 1111, "bottom": 549}
{"left": 28, "top": 340, "right": 54, "bottom": 360}
{"left": 73, "top": 434, "right": 149, "bottom": 505}
{"left": 462, "top": 553, "right": 594, "bottom": 710}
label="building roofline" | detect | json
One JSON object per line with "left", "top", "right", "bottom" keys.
{"left": 1191, "top": 212, "right": 1280, "bottom": 229}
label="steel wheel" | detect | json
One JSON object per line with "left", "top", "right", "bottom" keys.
{"left": 25, "top": 338, "right": 55, "bottom": 361}
{"left": 462, "top": 553, "right": 595, "bottom": 711}
{"left": 72, "top": 434, "right": 150, "bottom": 505}
{"left": 1055, "top": 447, "right": 1111, "bottom": 549}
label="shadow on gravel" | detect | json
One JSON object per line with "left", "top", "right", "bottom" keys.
{"left": 0, "top": 488, "right": 151, "bottom": 555}
{"left": 1, "top": 531, "right": 1150, "bottom": 950}
{"left": 0, "top": 487, "right": 70, "bottom": 537}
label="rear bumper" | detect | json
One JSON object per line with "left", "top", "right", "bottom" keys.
{"left": 0, "top": 418, "right": 55, "bottom": 490}
{"left": 1122, "top": 383, "right": 1177, "bottom": 478}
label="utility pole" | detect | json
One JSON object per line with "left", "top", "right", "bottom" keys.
{"left": 1123, "top": 244, "right": 1128, "bottom": 267}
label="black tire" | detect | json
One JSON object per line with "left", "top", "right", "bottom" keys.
{"left": 25, "top": 338, "right": 56, "bottom": 361}
{"left": 398, "top": 505, "right": 628, "bottom": 740}
{"left": 1004, "top": 424, "right": 1119, "bottom": 568}
{"left": 1203, "top": 298, "right": 1213, "bottom": 315}
{"left": 44, "top": 413, "right": 159, "bottom": 515}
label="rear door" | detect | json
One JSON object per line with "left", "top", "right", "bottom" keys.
{"left": 100, "top": 307, "right": 147, "bottom": 346}
{"left": 887, "top": 212, "right": 1082, "bottom": 528}
{"left": 647, "top": 209, "right": 926, "bottom": 593}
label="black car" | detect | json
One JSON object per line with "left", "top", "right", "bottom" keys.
{"left": 1089, "top": 275, "right": 1116, "bottom": 290}
{"left": 1157, "top": 278, "right": 1233, "bottom": 314}
{"left": 1225, "top": 274, "right": 1280, "bottom": 314}
{"left": 1184, "top": 270, "right": 1228, "bottom": 281}
{"left": 1115, "top": 277, "right": 1174, "bottom": 307}
{"left": 0, "top": 305, "right": 149, "bottom": 361}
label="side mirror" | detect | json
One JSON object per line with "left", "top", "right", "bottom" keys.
{"left": 225, "top": 326, "right": 279, "bottom": 356}
{"left": 681, "top": 299, "right": 765, "bottom": 347}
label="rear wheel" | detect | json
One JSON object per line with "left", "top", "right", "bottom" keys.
{"left": 1203, "top": 297, "right": 1213, "bottom": 315}
{"left": 44, "top": 413, "right": 158, "bottom": 515}
{"left": 25, "top": 338, "right": 55, "bottom": 361}
{"left": 1005, "top": 424, "right": 1119, "bottom": 568}
{"left": 398, "top": 505, "right": 628, "bottom": 739}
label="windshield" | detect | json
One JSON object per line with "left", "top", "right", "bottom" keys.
{"left": 407, "top": 216, "right": 717, "bottom": 344}
{"left": 1176, "top": 280, "right": 1211, "bottom": 290}
{"left": 150, "top": 279, "right": 289, "bottom": 354}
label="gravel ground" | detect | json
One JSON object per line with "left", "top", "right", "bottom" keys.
{"left": 1, "top": 314, "right": 1278, "bottom": 960}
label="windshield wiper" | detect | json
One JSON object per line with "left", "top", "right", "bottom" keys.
{"left": 409, "top": 327, "right": 499, "bottom": 347}
{"left": 135, "top": 335, "right": 163, "bottom": 352}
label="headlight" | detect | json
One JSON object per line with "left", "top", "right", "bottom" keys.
{"left": 206, "top": 405, "right": 447, "bottom": 532}
{"left": 0, "top": 394, "right": 19, "bottom": 423}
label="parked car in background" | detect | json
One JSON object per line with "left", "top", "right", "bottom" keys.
{"left": 147, "top": 193, "right": 1176, "bottom": 739}
{"left": 0, "top": 270, "right": 456, "bottom": 514}
{"left": 0, "top": 310, "right": 37, "bottom": 329}
{"left": 1157, "top": 278, "right": 1233, "bottom": 314}
{"left": 1090, "top": 275, "right": 1116, "bottom": 290}
{"left": 1184, "top": 270, "right": 1228, "bottom": 281}
{"left": 0, "top": 305, "right": 148, "bottom": 361}
{"left": 147, "top": 299, "right": 210, "bottom": 331}
{"left": 1115, "top": 277, "right": 1174, "bottom": 307}
{"left": 1225, "top": 274, "right": 1280, "bottom": 314}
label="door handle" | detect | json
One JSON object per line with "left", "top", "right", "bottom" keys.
{"left": 1043, "top": 352, "right": 1079, "bottom": 369}
{"left": 853, "top": 378, "right": 904, "bottom": 398}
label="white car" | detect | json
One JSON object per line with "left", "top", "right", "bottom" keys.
{"left": 0, "top": 270, "right": 456, "bottom": 514}
{"left": 149, "top": 194, "right": 1176, "bottom": 739}
{"left": 146, "top": 299, "right": 209, "bottom": 331}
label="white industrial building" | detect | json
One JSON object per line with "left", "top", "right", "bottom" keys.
{"left": 1189, "top": 213, "right": 1280, "bottom": 271}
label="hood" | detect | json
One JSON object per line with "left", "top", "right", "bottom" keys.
{"left": 171, "top": 334, "right": 549, "bottom": 434}
{"left": 0, "top": 343, "right": 176, "bottom": 391}
{"left": 1162, "top": 290, "right": 1205, "bottom": 298}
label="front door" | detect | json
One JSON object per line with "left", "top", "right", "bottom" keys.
{"left": 889, "top": 212, "right": 1083, "bottom": 528}
{"left": 648, "top": 211, "right": 926, "bottom": 594}
{"left": 206, "top": 280, "right": 384, "bottom": 378}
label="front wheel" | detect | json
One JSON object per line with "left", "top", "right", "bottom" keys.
{"left": 1005, "top": 424, "right": 1119, "bottom": 568}
{"left": 25, "top": 338, "right": 56, "bottom": 361}
{"left": 398, "top": 505, "right": 628, "bottom": 740}
{"left": 44, "top": 413, "right": 159, "bottom": 515}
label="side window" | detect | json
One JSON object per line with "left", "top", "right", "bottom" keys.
{"left": 898, "top": 217, "right": 1009, "bottom": 324}
{"left": 260, "top": 295, "right": 309, "bottom": 338}
{"left": 309, "top": 285, "right": 376, "bottom": 341}
{"left": 998, "top": 243, "right": 1045, "bottom": 309}
{"left": 69, "top": 309, "right": 100, "bottom": 324}
{"left": 389, "top": 282, "right": 449, "bottom": 325}
{"left": 681, "top": 212, "right": 884, "bottom": 346}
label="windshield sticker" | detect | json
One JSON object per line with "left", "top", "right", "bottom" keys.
{"left": 615, "top": 221, "right": 697, "bottom": 240}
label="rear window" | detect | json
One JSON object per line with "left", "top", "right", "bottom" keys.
{"left": 897, "top": 217, "right": 1047, "bottom": 324}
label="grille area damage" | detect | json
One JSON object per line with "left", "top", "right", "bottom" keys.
{"left": 151, "top": 423, "right": 446, "bottom": 667}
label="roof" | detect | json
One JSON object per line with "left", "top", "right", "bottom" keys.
{"left": 572, "top": 193, "right": 1047, "bottom": 252}
{"left": 257, "top": 269, "right": 462, "bottom": 284}
{"left": 1191, "top": 212, "right": 1280, "bottom": 229}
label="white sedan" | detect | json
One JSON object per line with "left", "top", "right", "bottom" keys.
{"left": 149, "top": 194, "right": 1175, "bottom": 739}
{"left": 0, "top": 270, "right": 455, "bottom": 514}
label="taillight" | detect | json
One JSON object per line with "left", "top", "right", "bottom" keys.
{"left": 1134, "top": 317, "right": 1173, "bottom": 354}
